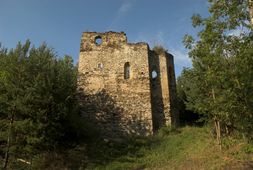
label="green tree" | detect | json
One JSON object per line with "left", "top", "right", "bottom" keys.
{"left": 183, "top": 0, "right": 253, "bottom": 149}
{"left": 177, "top": 68, "right": 203, "bottom": 125}
{"left": 0, "top": 41, "right": 81, "bottom": 169}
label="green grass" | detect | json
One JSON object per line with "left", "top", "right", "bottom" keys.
{"left": 29, "top": 126, "right": 253, "bottom": 169}
{"left": 87, "top": 126, "right": 253, "bottom": 170}
{"left": 91, "top": 126, "right": 213, "bottom": 170}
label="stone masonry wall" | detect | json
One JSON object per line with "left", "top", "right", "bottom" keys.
{"left": 77, "top": 31, "right": 177, "bottom": 137}
{"left": 148, "top": 50, "right": 178, "bottom": 131}
{"left": 78, "top": 32, "right": 153, "bottom": 137}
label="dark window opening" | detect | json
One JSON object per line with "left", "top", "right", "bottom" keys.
{"left": 97, "top": 63, "right": 103, "bottom": 69}
{"left": 95, "top": 36, "right": 102, "bottom": 45}
{"left": 124, "top": 62, "right": 130, "bottom": 79}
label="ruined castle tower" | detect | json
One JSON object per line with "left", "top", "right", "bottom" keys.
{"left": 77, "top": 31, "right": 178, "bottom": 137}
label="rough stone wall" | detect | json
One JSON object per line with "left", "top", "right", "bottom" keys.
{"left": 78, "top": 32, "right": 153, "bottom": 137}
{"left": 77, "top": 31, "right": 178, "bottom": 137}
{"left": 148, "top": 50, "right": 178, "bottom": 131}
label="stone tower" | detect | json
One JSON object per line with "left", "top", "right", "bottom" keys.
{"left": 77, "top": 31, "right": 178, "bottom": 137}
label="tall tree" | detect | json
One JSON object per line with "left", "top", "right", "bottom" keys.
{"left": 183, "top": 0, "right": 253, "bottom": 148}
{"left": 0, "top": 41, "right": 81, "bottom": 169}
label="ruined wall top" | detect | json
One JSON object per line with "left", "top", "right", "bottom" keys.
{"left": 82, "top": 31, "right": 127, "bottom": 43}
{"left": 80, "top": 31, "right": 148, "bottom": 52}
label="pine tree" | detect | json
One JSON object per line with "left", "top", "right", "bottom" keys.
{"left": 0, "top": 41, "right": 80, "bottom": 169}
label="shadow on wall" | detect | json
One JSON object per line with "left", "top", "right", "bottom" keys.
{"left": 166, "top": 54, "right": 179, "bottom": 127}
{"left": 77, "top": 89, "right": 151, "bottom": 138}
{"left": 148, "top": 51, "right": 166, "bottom": 132}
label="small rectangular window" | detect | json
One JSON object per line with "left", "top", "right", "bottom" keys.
{"left": 124, "top": 62, "right": 130, "bottom": 79}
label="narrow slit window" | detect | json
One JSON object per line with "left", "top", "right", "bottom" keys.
{"left": 97, "top": 63, "right": 103, "bottom": 69}
{"left": 124, "top": 62, "right": 130, "bottom": 79}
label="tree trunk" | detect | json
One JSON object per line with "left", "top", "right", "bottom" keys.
{"left": 211, "top": 88, "right": 222, "bottom": 150}
{"left": 214, "top": 117, "right": 222, "bottom": 150}
{"left": 3, "top": 111, "right": 14, "bottom": 170}
{"left": 217, "top": 119, "right": 222, "bottom": 150}
{"left": 249, "top": 0, "right": 253, "bottom": 28}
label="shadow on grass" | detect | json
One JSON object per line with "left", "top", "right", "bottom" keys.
{"left": 85, "top": 134, "right": 159, "bottom": 168}
{"left": 84, "top": 126, "right": 181, "bottom": 169}
{"left": 74, "top": 88, "right": 163, "bottom": 168}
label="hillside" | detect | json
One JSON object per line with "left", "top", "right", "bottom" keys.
{"left": 5, "top": 126, "right": 253, "bottom": 169}
{"left": 88, "top": 126, "right": 253, "bottom": 170}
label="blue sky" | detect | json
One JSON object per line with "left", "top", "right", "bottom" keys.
{"left": 0, "top": 0, "right": 209, "bottom": 76}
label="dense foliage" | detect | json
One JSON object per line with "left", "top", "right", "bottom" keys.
{"left": 0, "top": 41, "right": 82, "bottom": 168}
{"left": 179, "top": 0, "right": 253, "bottom": 145}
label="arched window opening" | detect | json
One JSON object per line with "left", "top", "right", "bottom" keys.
{"left": 124, "top": 62, "right": 130, "bottom": 79}
{"left": 152, "top": 70, "right": 158, "bottom": 80}
{"left": 95, "top": 36, "right": 102, "bottom": 45}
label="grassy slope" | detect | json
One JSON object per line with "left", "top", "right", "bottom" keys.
{"left": 29, "top": 126, "right": 253, "bottom": 169}
{"left": 89, "top": 126, "right": 253, "bottom": 170}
